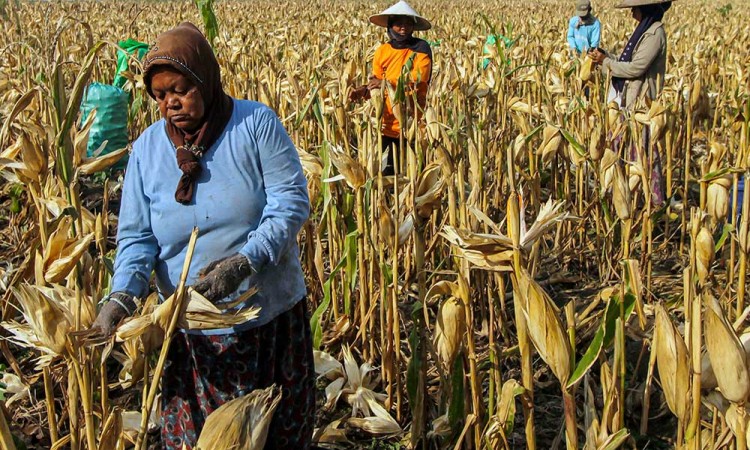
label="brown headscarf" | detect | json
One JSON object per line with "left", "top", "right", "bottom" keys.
{"left": 143, "top": 22, "right": 234, "bottom": 204}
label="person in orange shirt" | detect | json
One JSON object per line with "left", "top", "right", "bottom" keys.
{"left": 349, "top": 1, "right": 433, "bottom": 175}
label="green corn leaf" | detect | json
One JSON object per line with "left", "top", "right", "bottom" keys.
{"left": 194, "top": 0, "right": 219, "bottom": 46}
{"left": 310, "top": 254, "right": 347, "bottom": 349}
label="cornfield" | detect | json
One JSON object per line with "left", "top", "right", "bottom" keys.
{"left": 1, "top": 0, "right": 749, "bottom": 448}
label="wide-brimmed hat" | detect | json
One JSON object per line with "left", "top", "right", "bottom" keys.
{"left": 615, "top": 0, "right": 674, "bottom": 8}
{"left": 369, "top": 1, "right": 432, "bottom": 31}
{"left": 575, "top": 0, "right": 591, "bottom": 17}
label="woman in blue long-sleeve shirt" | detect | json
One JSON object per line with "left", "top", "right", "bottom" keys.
{"left": 91, "top": 22, "right": 313, "bottom": 449}
{"left": 567, "top": 0, "right": 601, "bottom": 54}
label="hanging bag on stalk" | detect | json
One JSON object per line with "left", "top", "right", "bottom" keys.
{"left": 79, "top": 82, "right": 129, "bottom": 169}
{"left": 114, "top": 38, "right": 150, "bottom": 88}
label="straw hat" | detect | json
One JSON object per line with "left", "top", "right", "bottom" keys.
{"left": 575, "top": 0, "right": 592, "bottom": 17}
{"left": 369, "top": 1, "right": 432, "bottom": 31}
{"left": 615, "top": 0, "right": 674, "bottom": 8}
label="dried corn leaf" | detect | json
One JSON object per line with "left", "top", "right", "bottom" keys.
{"left": 44, "top": 233, "right": 94, "bottom": 284}
{"left": 78, "top": 146, "right": 128, "bottom": 174}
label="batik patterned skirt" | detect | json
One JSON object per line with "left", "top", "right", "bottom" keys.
{"left": 160, "top": 298, "right": 315, "bottom": 450}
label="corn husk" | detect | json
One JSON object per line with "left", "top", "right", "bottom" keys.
{"left": 612, "top": 161, "right": 632, "bottom": 220}
{"left": 696, "top": 225, "right": 714, "bottom": 285}
{"left": 425, "top": 106, "right": 439, "bottom": 144}
{"left": 327, "top": 144, "right": 366, "bottom": 190}
{"left": 347, "top": 389, "right": 402, "bottom": 435}
{"left": 415, "top": 163, "right": 444, "bottom": 218}
{"left": 116, "top": 288, "right": 260, "bottom": 342}
{"left": 707, "top": 181, "right": 730, "bottom": 223}
{"left": 538, "top": 125, "right": 563, "bottom": 164}
{"left": 702, "top": 332, "right": 750, "bottom": 391}
{"left": 704, "top": 297, "right": 750, "bottom": 404}
{"left": 579, "top": 55, "right": 594, "bottom": 82}
{"left": 370, "top": 86, "right": 384, "bottom": 120}
{"left": 589, "top": 124, "right": 603, "bottom": 161}
{"left": 433, "top": 296, "right": 465, "bottom": 371}
{"left": 515, "top": 268, "right": 571, "bottom": 386}
{"left": 195, "top": 385, "right": 282, "bottom": 450}
{"left": 654, "top": 304, "right": 690, "bottom": 421}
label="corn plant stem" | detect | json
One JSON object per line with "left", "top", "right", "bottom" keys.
{"left": 100, "top": 349, "right": 109, "bottom": 421}
{"left": 680, "top": 109, "right": 693, "bottom": 254}
{"left": 43, "top": 366, "right": 59, "bottom": 444}
{"left": 506, "top": 146, "right": 535, "bottom": 450}
{"left": 685, "top": 289, "right": 702, "bottom": 447}
{"left": 643, "top": 138, "right": 654, "bottom": 292}
{"left": 488, "top": 285, "right": 497, "bottom": 418}
{"left": 81, "top": 362, "right": 97, "bottom": 450}
{"left": 135, "top": 227, "right": 199, "bottom": 450}
{"left": 356, "top": 188, "right": 368, "bottom": 359}
{"left": 389, "top": 132, "right": 402, "bottom": 420}
{"left": 564, "top": 301, "right": 577, "bottom": 450}
{"left": 377, "top": 176, "right": 387, "bottom": 383}
{"left": 67, "top": 360, "right": 80, "bottom": 450}
{"left": 617, "top": 287, "right": 626, "bottom": 432}
{"left": 461, "top": 265, "right": 482, "bottom": 449}
{"left": 666, "top": 131, "right": 673, "bottom": 245}
{"left": 67, "top": 358, "right": 87, "bottom": 450}
{"left": 737, "top": 170, "right": 750, "bottom": 316}
{"left": 0, "top": 404, "right": 17, "bottom": 450}
{"left": 738, "top": 406, "right": 748, "bottom": 450}
{"left": 730, "top": 172, "right": 739, "bottom": 297}
{"left": 414, "top": 210, "right": 427, "bottom": 446}
{"left": 368, "top": 213, "right": 377, "bottom": 362}
{"left": 327, "top": 192, "right": 340, "bottom": 321}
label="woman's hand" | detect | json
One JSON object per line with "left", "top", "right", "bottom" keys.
{"left": 348, "top": 86, "right": 369, "bottom": 103}
{"left": 367, "top": 76, "right": 383, "bottom": 90}
{"left": 588, "top": 48, "right": 606, "bottom": 64}
{"left": 193, "top": 253, "right": 255, "bottom": 303}
{"left": 91, "top": 292, "right": 136, "bottom": 338}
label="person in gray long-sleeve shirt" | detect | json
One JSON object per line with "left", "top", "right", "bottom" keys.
{"left": 91, "top": 22, "right": 314, "bottom": 449}
{"left": 590, "top": 0, "right": 672, "bottom": 110}
{"left": 590, "top": 0, "right": 674, "bottom": 206}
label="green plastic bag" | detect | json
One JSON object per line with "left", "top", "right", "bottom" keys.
{"left": 114, "top": 38, "right": 149, "bottom": 88}
{"left": 79, "top": 83, "right": 129, "bottom": 168}
{"left": 482, "top": 34, "right": 513, "bottom": 70}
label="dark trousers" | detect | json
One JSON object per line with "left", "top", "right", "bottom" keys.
{"left": 382, "top": 135, "right": 400, "bottom": 176}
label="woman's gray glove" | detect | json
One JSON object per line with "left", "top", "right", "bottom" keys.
{"left": 91, "top": 292, "right": 137, "bottom": 337}
{"left": 193, "top": 253, "right": 255, "bottom": 303}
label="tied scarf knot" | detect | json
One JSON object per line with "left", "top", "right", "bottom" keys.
{"left": 175, "top": 145, "right": 204, "bottom": 204}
